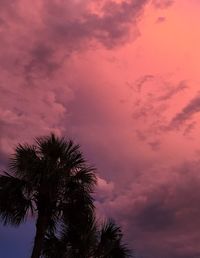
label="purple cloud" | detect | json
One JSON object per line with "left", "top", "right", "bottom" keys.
{"left": 97, "top": 161, "right": 200, "bottom": 257}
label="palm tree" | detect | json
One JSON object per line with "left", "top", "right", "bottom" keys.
{"left": 42, "top": 213, "right": 97, "bottom": 258}
{"left": 95, "top": 220, "right": 132, "bottom": 258}
{"left": 0, "top": 134, "right": 96, "bottom": 258}
{"left": 42, "top": 217, "right": 132, "bottom": 258}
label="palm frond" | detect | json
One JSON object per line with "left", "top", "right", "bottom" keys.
{"left": 0, "top": 173, "right": 33, "bottom": 225}
{"left": 35, "top": 134, "right": 84, "bottom": 165}
{"left": 42, "top": 232, "right": 67, "bottom": 258}
{"left": 72, "top": 166, "right": 97, "bottom": 192}
{"left": 100, "top": 219, "right": 122, "bottom": 242}
{"left": 9, "top": 144, "right": 41, "bottom": 184}
{"left": 95, "top": 219, "right": 132, "bottom": 258}
{"left": 35, "top": 134, "right": 66, "bottom": 161}
{"left": 108, "top": 243, "right": 132, "bottom": 258}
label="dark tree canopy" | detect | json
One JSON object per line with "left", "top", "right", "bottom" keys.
{"left": 0, "top": 134, "right": 96, "bottom": 258}
{"left": 0, "top": 134, "right": 133, "bottom": 258}
{"left": 42, "top": 216, "right": 132, "bottom": 258}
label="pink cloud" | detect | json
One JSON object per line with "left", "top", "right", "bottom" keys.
{"left": 170, "top": 94, "right": 200, "bottom": 129}
{"left": 152, "top": 0, "right": 174, "bottom": 9}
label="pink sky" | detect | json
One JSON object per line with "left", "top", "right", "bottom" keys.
{"left": 1, "top": 0, "right": 200, "bottom": 257}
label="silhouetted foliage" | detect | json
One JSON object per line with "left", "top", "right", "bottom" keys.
{"left": 0, "top": 134, "right": 96, "bottom": 258}
{"left": 42, "top": 217, "right": 132, "bottom": 258}
{"left": 0, "top": 134, "right": 133, "bottom": 258}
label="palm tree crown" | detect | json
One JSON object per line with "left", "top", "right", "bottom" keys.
{"left": 0, "top": 134, "right": 96, "bottom": 258}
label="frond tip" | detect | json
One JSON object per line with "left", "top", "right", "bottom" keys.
{"left": 0, "top": 174, "right": 32, "bottom": 225}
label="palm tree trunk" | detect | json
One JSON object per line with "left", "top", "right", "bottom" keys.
{"left": 30, "top": 212, "right": 49, "bottom": 258}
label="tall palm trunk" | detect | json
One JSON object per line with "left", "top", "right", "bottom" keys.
{"left": 31, "top": 212, "right": 49, "bottom": 258}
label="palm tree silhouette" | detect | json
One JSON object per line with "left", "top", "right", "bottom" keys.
{"left": 95, "top": 219, "right": 132, "bottom": 258}
{"left": 42, "top": 215, "right": 132, "bottom": 258}
{"left": 0, "top": 134, "right": 96, "bottom": 258}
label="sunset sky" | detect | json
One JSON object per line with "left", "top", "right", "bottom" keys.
{"left": 1, "top": 0, "right": 200, "bottom": 257}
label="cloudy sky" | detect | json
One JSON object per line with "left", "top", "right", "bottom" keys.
{"left": 1, "top": 0, "right": 200, "bottom": 257}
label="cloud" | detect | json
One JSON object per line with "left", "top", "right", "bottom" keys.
{"left": 0, "top": 0, "right": 174, "bottom": 84}
{"left": 95, "top": 177, "right": 115, "bottom": 205}
{"left": 148, "top": 140, "right": 161, "bottom": 151}
{"left": 134, "top": 74, "right": 155, "bottom": 92}
{"left": 135, "top": 200, "right": 175, "bottom": 231}
{"left": 157, "top": 80, "right": 188, "bottom": 101}
{"left": 97, "top": 160, "right": 200, "bottom": 257}
{"left": 0, "top": 0, "right": 173, "bottom": 160}
{"left": 0, "top": 0, "right": 152, "bottom": 85}
{"left": 152, "top": 0, "right": 174, "bottom": 9}
{"left": 170, "top": 94, "right": 200, "bottom": 129}
{"left": 131, "top": 78, "right": 188, "bottom": 144}
{"left": 0, "top": 0, "right": 152, "bottom": 154}
{"left": 156, "top": 16, "right": 166, "bottom": 23}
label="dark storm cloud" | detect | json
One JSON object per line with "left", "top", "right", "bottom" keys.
{"left": 24, "top": 43, "right": 61, "bottom": 81}
{"left": 102, "top": 160, "right": 200, "bottom": 257}
{"left": 40, "top": 0, "right": 149, "bottom": 53}
{"left": 135, "top": 201, "right": 175, "bottom": 231}
{"left": 0, "top": 0, "right": 175, "bottom": 81}
{"left": 0, "top": 0, "right": 151, "bottom": 81}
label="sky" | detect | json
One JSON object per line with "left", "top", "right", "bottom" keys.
{"left": 1, "top": 0, "right": 200, "bottom": 257}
